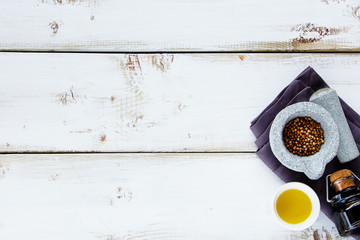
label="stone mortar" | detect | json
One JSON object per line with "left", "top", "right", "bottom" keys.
{"left": 269, "top": 102, "right": 339, "bottom": 180}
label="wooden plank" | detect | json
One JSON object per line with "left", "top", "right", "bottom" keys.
{"left": 0, "top": 153, "right": 351, "bottom": 240}
{"left": 1, "top": 0, "right": 360, "bottom": 51}
{"left": 1, "top": 53, "right": 360, "bottom": 152}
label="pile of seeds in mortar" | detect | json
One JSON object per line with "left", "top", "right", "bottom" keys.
{"left": 283, "top": 116, "right": 325, "bottom": 156}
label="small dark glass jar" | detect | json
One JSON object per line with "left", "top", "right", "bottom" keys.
{"left": 328, "top": 169, "right": 360, "bottom": 237}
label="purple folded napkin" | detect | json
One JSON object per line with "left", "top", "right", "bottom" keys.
{"left": 250, "top": 66, "right": 360, "bottom": 239}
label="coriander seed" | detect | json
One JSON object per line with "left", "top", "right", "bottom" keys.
{"left": 283, "top": 117, "right": 324, "bottom": 156}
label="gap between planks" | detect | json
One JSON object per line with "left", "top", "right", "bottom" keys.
{"left": 2, "top": 50, "right": 360, "bottom": 54}
{"left": 0, "top": 151, "right": 256, "bottom": 155}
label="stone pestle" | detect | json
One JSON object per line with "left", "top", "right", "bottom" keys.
{"left": 310, "top": 88, "right": 359, "bottom": 163}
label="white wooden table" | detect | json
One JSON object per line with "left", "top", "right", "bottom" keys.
{"left": 1, "top": 0, "right": 360, "bottom": 239}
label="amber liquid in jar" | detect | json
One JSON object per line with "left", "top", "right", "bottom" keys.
{"left": 329, "top": 169, "right": 360, "bottom": 236}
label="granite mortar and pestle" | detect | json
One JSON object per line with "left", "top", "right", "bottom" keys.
{"left": 270, "top": 88, "right": 359, "bottom": 180}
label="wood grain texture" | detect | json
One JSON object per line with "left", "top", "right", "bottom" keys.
{"left": 1, "top": 0, "right": 360, "bottom": 51}
{"left": 1, "top": 53, "right": 360, "bottom": 152}
{"left": 0, "top": 153, "right": 352, "bottom": 240}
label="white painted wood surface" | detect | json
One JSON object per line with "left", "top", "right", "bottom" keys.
{"left": 1, "top": 0, "right": 360, "bottom": 238}
{"left": 1, "top": 0, "right": 360, "bottom": 51}
{"left": 0, "top": 153, "right": 351, "bottom": 240}
{"left": 1, "top": 53, "right": 360, "bottom": 152}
